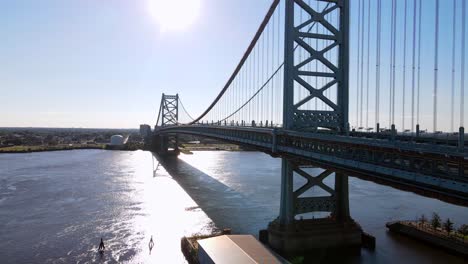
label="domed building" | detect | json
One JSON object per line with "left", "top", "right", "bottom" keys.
{"left": 109, "top": 135, "right": 124, "bottom": 146}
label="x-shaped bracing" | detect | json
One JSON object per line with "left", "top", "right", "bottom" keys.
{"left": 293, "top": 166, "right": 337, "bottom": 215}
{"left": 286, "top": 0, "right": 346, "bottom": 130}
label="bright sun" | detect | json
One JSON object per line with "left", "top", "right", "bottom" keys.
{"left": 148, "top": 0, "right": 201, "bottom": 32}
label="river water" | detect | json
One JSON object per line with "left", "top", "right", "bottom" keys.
{"left": 0, "top": 149, "right": 467, "bottom": 263}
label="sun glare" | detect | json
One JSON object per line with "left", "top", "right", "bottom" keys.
{"left": 148, "top": 0, "right": 201, "bottom": 32}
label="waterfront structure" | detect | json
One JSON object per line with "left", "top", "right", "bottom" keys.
{"left": 110, "top": 135, "right": 124, "bottom": 146}
{"left": 386, "top": 221, "right": 468, "bottom": 257}
{"left": 140, "top": 124, "right": 151, "bottom": 138}
{"left": 150, "top": 0, "right": 468, "bottom": 255}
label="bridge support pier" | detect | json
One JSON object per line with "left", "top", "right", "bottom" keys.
{"left": 152, "top": 134, "right": 180, "bottom": 156}
{"left": 267, "top": 159, "right": 362, "bottom": 255}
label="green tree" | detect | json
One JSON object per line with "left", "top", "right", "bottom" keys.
{"left": 458, "top": 224, "right": 468, "bottom": 242}
{"left": 443, "top": 218, "right": 454, "bottom": 235}
{"left": 431, "top": 213, "right": 441, "bottom": 230}
{"left": 419, "top": 214, "right": 427, "bottom": 226}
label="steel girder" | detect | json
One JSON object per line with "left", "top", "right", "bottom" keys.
{"left": 155, "top": 125, "right": 468, "bottom": 202}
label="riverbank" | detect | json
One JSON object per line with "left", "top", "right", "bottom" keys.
{"left": 0, "top": 144, "right": 106, "bottom": 153}
{"left": 0, "top": 143, "right": 242, "bottom": 154}
{"left": 386, "top": 221, "right": 468, "bottom": 257}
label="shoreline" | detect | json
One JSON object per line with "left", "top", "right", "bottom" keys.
{"left": 0, "top": 145, "right": 106, "bottom": 154}
{"left": 0, "top": 144, "right": 245, "bottom": 154}
{"left": 386, "top": 221, "right": 468, "bottom": 257}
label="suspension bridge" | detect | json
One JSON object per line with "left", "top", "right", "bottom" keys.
{"left": 149, "top": 0, "right": 468, "bottom": 254}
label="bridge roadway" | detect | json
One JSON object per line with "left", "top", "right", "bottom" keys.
{"left": 154, "top": 125, "right": 468, "bottom": 204}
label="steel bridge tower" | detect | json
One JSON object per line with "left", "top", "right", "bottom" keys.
{"left": 154, "top": 94, "right": 180, "bottom": 155}
{"left": 267, "top": 0, "right": 361, "bottom": 255}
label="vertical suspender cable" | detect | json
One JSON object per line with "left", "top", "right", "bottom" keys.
{"left": 239, "top": 67, "right": 242, "bottom": 123}
{"left": 262, "top": 30, "right": 266, "bottom": 123}
{"left": 360, "top": 0, "right": 365, "bottom": 127}
{"left": 433, "top": 0, "right": 439, "bottom": 132}
{"left": 270, "top": 13, "right": 273, "bottom": 124}
{"left": 256, "top": 35, "right": 260, "bottom": 123}
{"left": 356, "top": 0, "right": 362, "bottom": 128}
{"left": 451, "top": 0, "right": 457, "bottom": 132}
{"left": 266, "top": 22, "right": 270, "bottom": 124}
{"left": 366, "top": 0, "right": 371, "bottom": 129}
{"left": 390, "top": 0, "right": 395, "bottom": 127}
{"left": 392, "top": 0, "right": 397, "bottom": 126}
{"left": 402, "top": 0, "right": 407, "bottom": 130}
{"left": 279, "top": 5, "right": 282, "bottom": 125}
{"left": 247, "top": 59, "right": 249, "bottom": 123}
{"left": 376, "top": 0, "right": 381, "bottom": 129}
{"left": 245, "top": 59, "right": 248, "bottom": 122}
{"left": 417, "top": 0, "right": 422, "bottom": 126}
{"left": 411, "top": 0, "right": 417, "bottom": 131}
{"left": 242, "top": 56, "right": 250, "bottom": 123}
{"left": 461, "top": 0, "right": 466, "bottom": 128}
{"left": 277, "top": 6, "right": 281, "bottom": 124}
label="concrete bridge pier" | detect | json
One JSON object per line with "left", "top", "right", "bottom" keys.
{"left": 152, "top": 134, "right": 180, "bottom": 156}
{"left": 266, "top": 159, "right": 362, "bottom": 256}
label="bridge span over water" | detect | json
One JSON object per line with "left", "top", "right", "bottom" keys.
{"left": 149, "top": 0, "right": 468, "bottom": 255}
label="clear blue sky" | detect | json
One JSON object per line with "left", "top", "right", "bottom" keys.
{"left": 1, "top": 0, "right": 271, "bottom": 128}
{"left": 1, "top": 0, "right": 466, "bottom": 131}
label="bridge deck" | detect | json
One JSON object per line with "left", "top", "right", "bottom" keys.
{"left": 154, "top": 125, "right": 468, "bottom": 203}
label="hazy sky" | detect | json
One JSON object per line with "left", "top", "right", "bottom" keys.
{"left": 1, "top": 0, "right": 271, "bottom": 128}
{"left": 1, "top": 0, "right": 467, "bottom": 131}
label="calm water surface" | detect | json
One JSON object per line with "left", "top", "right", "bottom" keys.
{"left": 0, "top": 149, "right": 467, "bottom": 263}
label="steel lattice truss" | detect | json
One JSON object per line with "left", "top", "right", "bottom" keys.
{"left": 285, "top": 0, "right": 348, "bottom": 131}
{"left": 161, "top": 94, "right": 178, "bottom": 126}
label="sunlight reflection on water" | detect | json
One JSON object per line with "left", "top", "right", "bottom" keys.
{"left": 0, "top": 150, "right": 216, "bottom": 264}
{"left": 1, "top": 150, "right": 467, "bottom": 264}
{"left": 120, "top": 151, "right": 216, "bottom": 263}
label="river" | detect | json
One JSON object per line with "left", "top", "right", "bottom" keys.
{"left": 0, "top": 150, "right": 466, "bottom": 263}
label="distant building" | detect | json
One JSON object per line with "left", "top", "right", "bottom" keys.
{"left": 140, "top": 124, "right": 151, "bottom": 138}
{"left": 110, "top": 135, "right": 124, "bottom": 146}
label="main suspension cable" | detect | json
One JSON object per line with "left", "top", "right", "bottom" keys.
{"left": 178, "top": 97, "right": 195, "bottom": 121}
{"left": 188, "top": 0, "right": 280, "bottom": 124}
